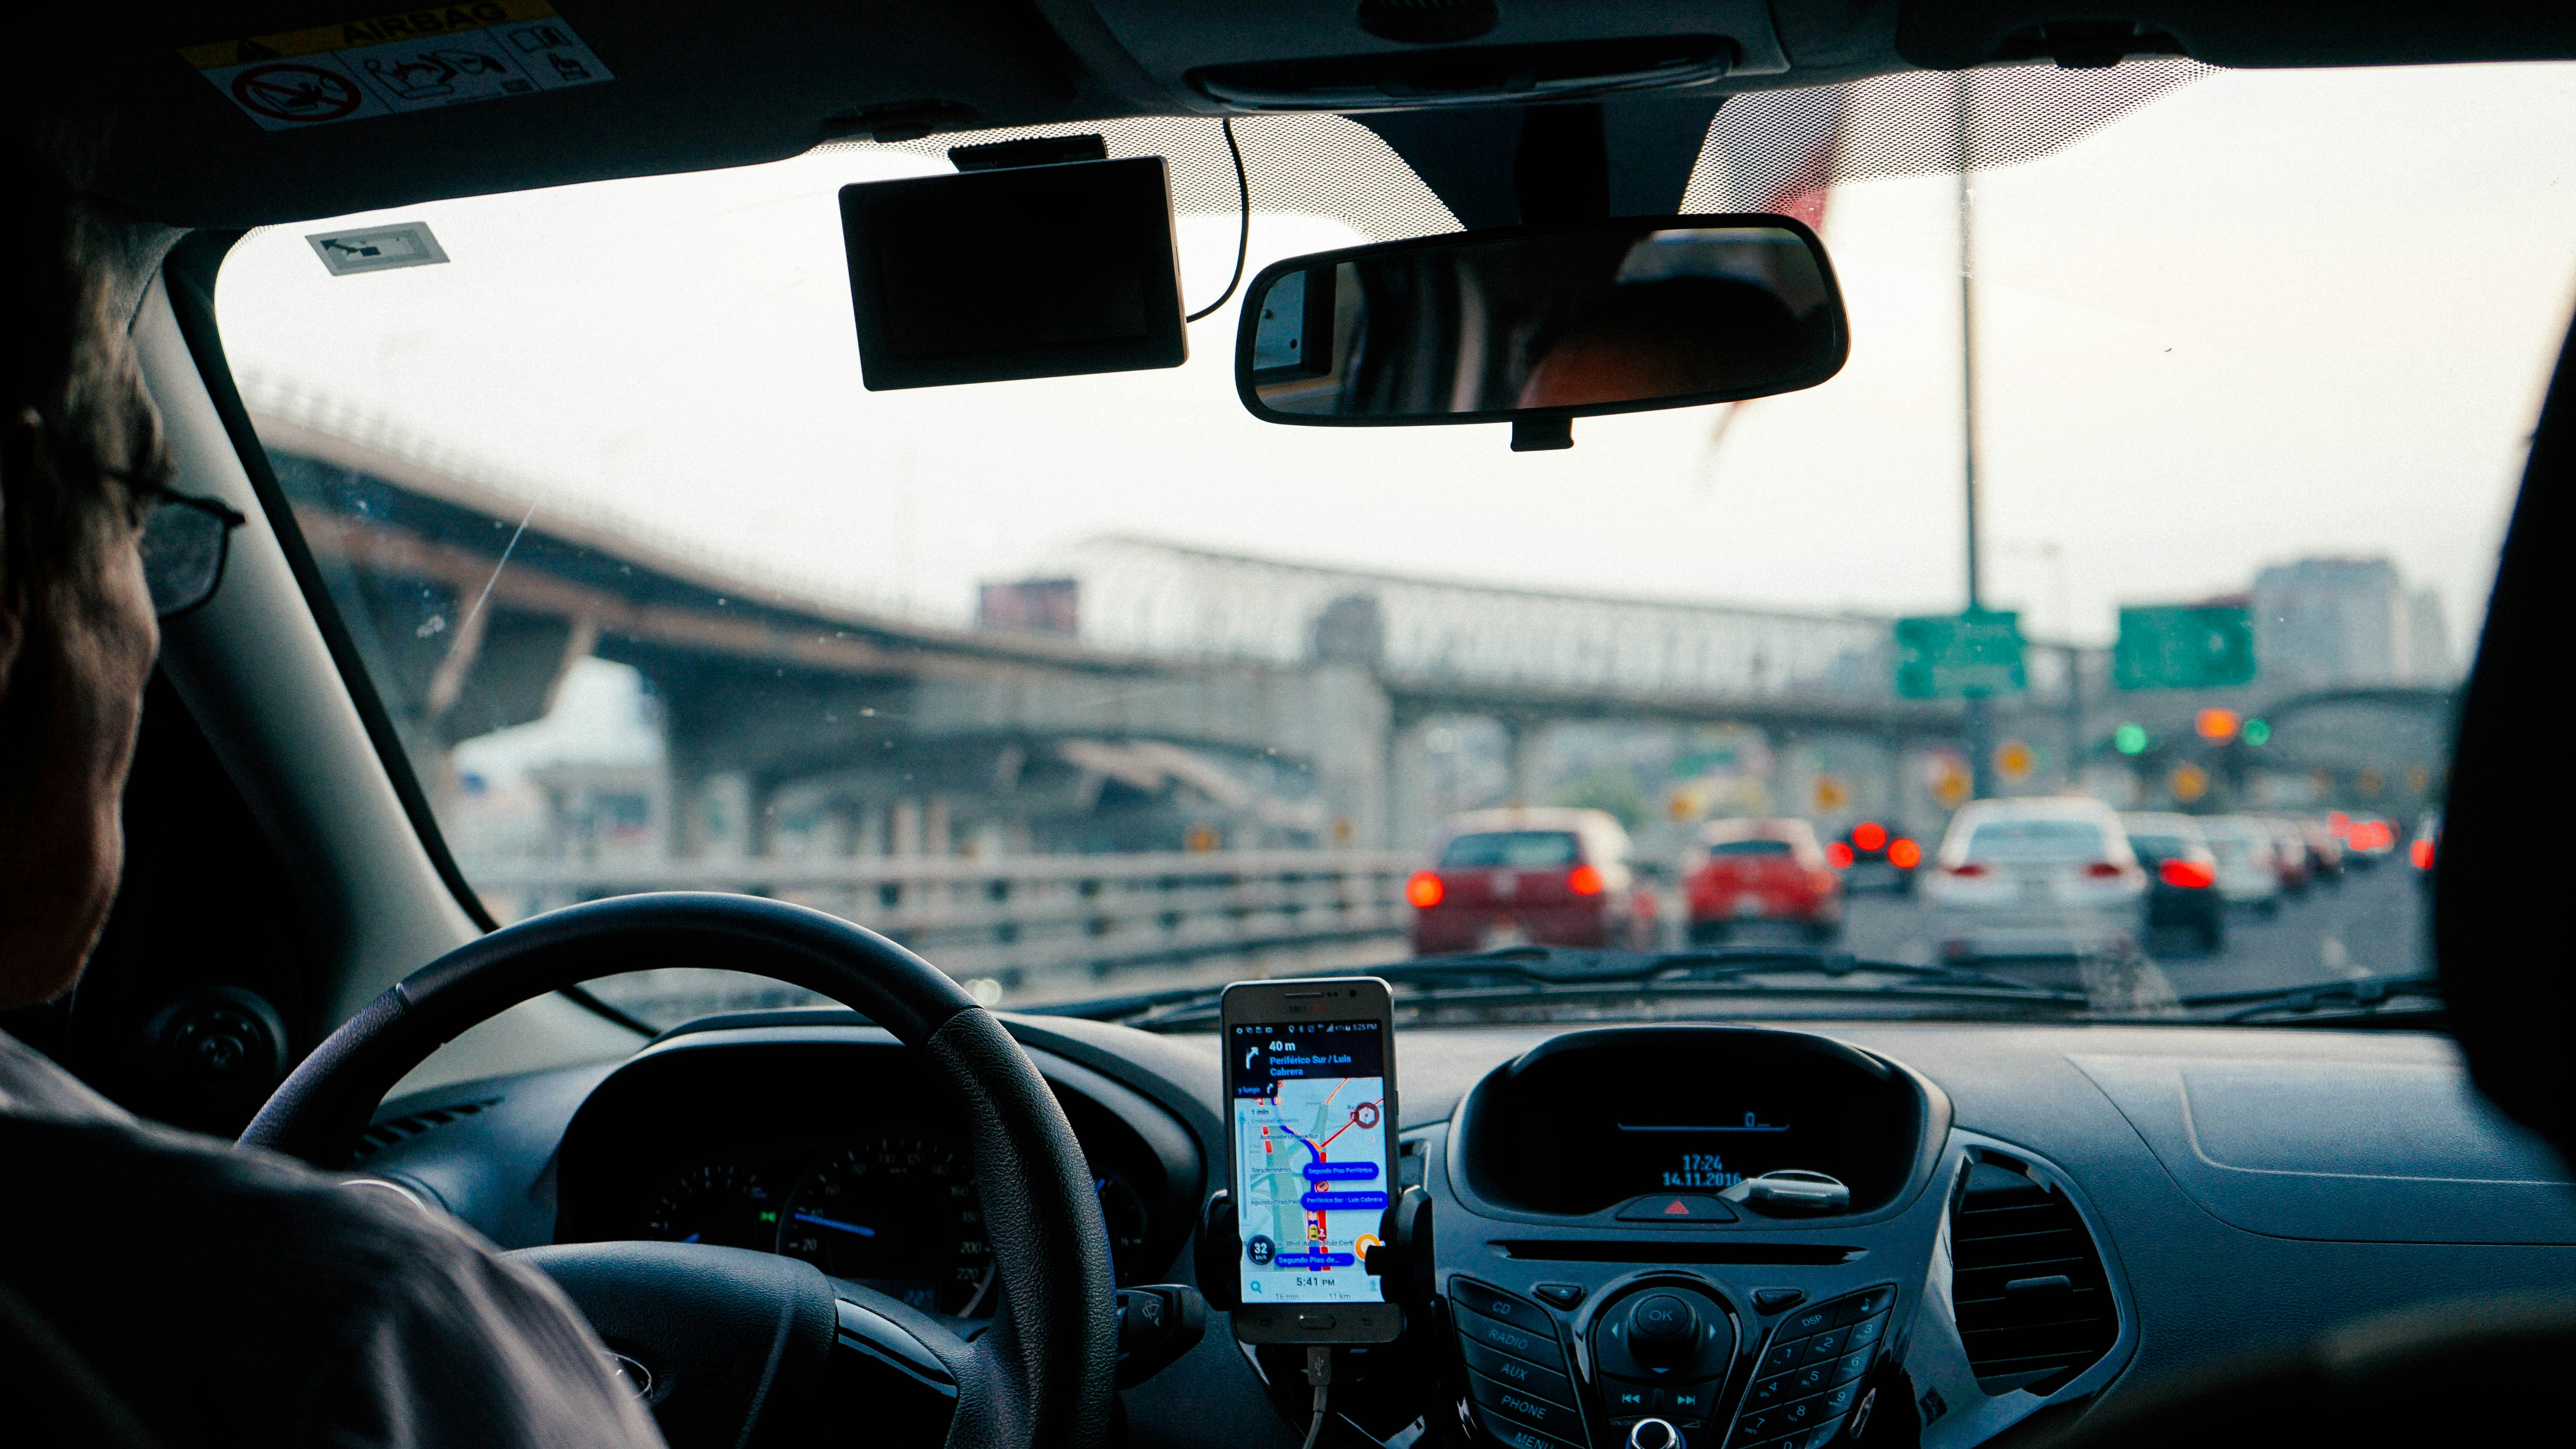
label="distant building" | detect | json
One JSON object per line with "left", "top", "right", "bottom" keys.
{"left": 978, "top": 577, "right": 1079, "bottom": 635}
{"left": 2403, "top": 588, "right": 2453, "bottom": 683}
{"left": 2250, "top": 557, "right": 2453, "bottom": 689}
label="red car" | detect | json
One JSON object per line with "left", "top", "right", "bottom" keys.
{"left": 1406, "top": 808, "right": 1652, "bottom": 955}
{"left": 1685, "top": 818, "right": 1843, "bottom": 944}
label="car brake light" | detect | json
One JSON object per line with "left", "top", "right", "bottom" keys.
{"left": 2084, "top": 861, "right": 2124, "bottom": 879}
{"left": 1852, "top": 822, "right": 1888, "bottom": 852}
{"left": 2328, "top": 811, "right": 2352, "bottom": 837}
{"left": 1405, "top": 871, "right": 1444, "bottom": 908}
{"left": 1809, "top": 870, "right": 1838, "bottom": 893}
{"left": 1567, "top": 864, "right": 1605, "bottom": 896}
{"left": 1825, "top": 842, "right": 1855, "bottom": 869}
{"left": 2158, "top": 859, "right": 2216, "bottom": 889}
{"left": 1887, "top": 839, "right": 1921, "bottom": 869}
{"left": 1947, "top": 862, "right": 1989, "bottom": 877}
{"left": 2410, "top": 839, "right": 2435, "bottom": 869}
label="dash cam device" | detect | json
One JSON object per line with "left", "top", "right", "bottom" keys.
{"left": 1221, "top": 977, "right": 1402, "bottom": 1344}
{"left": 838, "top": 155, "right": 1188, "bottom": 390}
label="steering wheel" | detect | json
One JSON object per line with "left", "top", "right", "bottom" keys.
{"left": 240, "top": 893, "right": 1118, "bottom": 1449}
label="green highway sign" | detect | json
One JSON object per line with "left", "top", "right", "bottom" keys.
{"left": 1895, "top": 610, "right": 2026, "bottom": 699}
{"left": 2114, "top": 605, "right": 2257, "bottom": 691}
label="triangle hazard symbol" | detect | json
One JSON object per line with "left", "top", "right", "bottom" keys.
{"left": 1662, "top": 1199, "right": 1691, "bottom": 1216}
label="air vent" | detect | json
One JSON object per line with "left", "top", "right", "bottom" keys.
{"left": 1950, "top": 1158, "right": 2117, "bottom": 1396}
{"left": 354, "top": 1098, "right": 501, "bottom": 1160}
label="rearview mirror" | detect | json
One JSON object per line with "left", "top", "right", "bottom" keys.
{"left": 1234, "top": 216, "right": 1847, "bottom": 449}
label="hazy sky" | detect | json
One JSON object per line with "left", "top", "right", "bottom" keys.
{"left": 216, "top": 62, "right": 2576, "bottom": 653}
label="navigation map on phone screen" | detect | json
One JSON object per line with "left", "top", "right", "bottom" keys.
{"left": 1230, "top": 1020, "right": 1388, "bottom": 1305}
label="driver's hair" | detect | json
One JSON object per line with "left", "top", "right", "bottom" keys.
{"left": 0, "top": 125, "right": 155, "bottom": 611}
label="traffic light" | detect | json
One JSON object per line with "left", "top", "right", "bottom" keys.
{"left": 2113, "top": 723, "right": 2148, "bottom": 755}
{"left": 2195, "top": 708, "right": 2241, "bottom": 741}
{"left": 2242, "top": 718, "right": 2272, "bottom": 746}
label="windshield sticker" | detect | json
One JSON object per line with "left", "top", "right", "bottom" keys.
{"left": 180, "top": 2, "right": 612, "bottom": 132}
{"left": 305, "top": 222, "right": 450, "bottom": 277}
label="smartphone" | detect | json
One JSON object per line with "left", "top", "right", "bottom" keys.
{"left": 1221, "top": 977, "right": 1403, "bottom": 1344}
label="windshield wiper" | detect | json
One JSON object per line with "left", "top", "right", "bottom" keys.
{"left": 1026, "top": 943, "right": 2085, "bottom": 1028}
{"left": 2178, "top": 972, "right": 2443, "bottom": 1023}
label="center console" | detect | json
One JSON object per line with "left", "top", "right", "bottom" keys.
{"left": 1209, "top": 1025, "right": 2134, "bottom": 1449}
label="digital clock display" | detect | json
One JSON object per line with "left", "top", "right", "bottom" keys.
{"left": 1616, "top": 1111, "right": 1798, "bottom": 1195}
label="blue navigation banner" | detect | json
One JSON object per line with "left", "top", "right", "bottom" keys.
{"left": 1273, "top": 1251, "right": 1358, "bottom": 1269}
{"left": 1303, "top": 1161, "right": 1381, "bottom": 1182}
{"left": 1300, "top": 1190, "right": 1389, "bottom": 1212}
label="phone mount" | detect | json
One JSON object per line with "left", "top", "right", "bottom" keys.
{"left": 1195, "top": 1187, "right": 1437, "bottom": 1319}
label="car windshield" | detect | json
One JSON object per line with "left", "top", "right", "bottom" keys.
{"left": 209, "top": 62, "right": 2569, "bottom": 1028}
{"left": 1443, "top": 832, "right": 1583, "bottom": 868}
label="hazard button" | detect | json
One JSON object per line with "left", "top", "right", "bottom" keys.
{"left": 1615, "top": 1194, "right": 1738, "bottom": 1223}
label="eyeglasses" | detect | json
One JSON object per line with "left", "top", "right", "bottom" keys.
{"left": 137, "top": 492, "right": 247, "bottom": 618}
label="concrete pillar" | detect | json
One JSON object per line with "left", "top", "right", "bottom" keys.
{"left": 1505, "top": 719, "right": 1549, "bottom": 808}
{"left": 891, "top": 799, "right": 923, "bottom": 858}
{"left": 926, "top": 796, "right": 953, "bottom": 858}
{"left": 688, "top": 772, "right": 753, "bottom": 860}
{"left": 1386, "top": 716, "right": 1438, "bottom": 855}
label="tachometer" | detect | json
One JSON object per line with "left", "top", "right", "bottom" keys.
{"left": 778, "top": 1135, "right": 993, "bottom": 1316}
{"left": 641, "top": 1162, "right": 776, "bottom": 1248}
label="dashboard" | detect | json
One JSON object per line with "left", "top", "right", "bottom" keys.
{"left": 356, "top": 1013, "right": 2576, "bottom": 1449}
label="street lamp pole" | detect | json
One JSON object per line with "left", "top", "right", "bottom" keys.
{"left": 1956, "top": 74, "right": 1996, "bottom": 800}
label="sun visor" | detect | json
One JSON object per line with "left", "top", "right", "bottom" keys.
{"left": 838, "top": 156, "right": 1189, "bottom": 390}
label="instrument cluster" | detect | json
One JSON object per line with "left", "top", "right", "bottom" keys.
{"left": 635, "top": 1133, "right": 1151, "bottom": 1316}
{"left": 553, "top": 1032, "right": 1194, "bottom": 1319}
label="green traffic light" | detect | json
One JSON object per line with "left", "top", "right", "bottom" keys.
{"left": 2242, "top": 718, "right": 2272, "bottom": 746}
{"left": 2113, "top": 723, "right": 2148, "bottom": 755}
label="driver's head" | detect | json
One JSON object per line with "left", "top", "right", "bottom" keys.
{"left": 0, "top": 130, "right": 166, "bottom": 1008}
{"left": 1516, "top": 277, "right": 1805, "bottom": 410}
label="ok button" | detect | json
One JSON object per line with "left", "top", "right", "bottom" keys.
{"left": 1631, "top": 1294, "right": 1693, "bottom": 1340}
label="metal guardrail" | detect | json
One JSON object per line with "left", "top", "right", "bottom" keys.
{"left": 467, "top": 850, "right": 1419, "bottom": 1007}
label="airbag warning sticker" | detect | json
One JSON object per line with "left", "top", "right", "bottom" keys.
{"left": 181, "top": 2, "right": 612, "bottom": 130}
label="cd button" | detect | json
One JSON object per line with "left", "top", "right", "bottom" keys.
{"left": 1744, "top": 1371, "right": 1795, "bottom": 1408}
{"left": 1604, "top": 1383, "right": 1653, "bottom": 1415}
{"left": 1843, "top": 1313, "right": 1888, "bottom": 1351}
{"left": 1760, "top": 1337, "right": 1809, "bottom": 1374}
{"left": 1832, "top": 1347, "right": 1874, "bottom": 1385}
{"left": 1451, "top": 1279, "right": 1549, "bottom": 1326}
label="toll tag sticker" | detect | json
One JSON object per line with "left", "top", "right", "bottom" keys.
{"left": 307, "top": 222, "right": 450, "bottom": 276}
{"left": 180, "top": 2, "right": 612, "bottom": 131}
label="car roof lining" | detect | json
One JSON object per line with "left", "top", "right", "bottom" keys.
{"left": 15, "top": 4, "right": 2574, "bottom": 230}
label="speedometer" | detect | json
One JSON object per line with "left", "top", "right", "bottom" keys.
{"left": 777, "top": 1135, "right": 993, "bottom": 1316}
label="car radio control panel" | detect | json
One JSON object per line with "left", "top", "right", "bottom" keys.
{"left": 1450, "top": 1275, "right": 1899, "bottom": 1449}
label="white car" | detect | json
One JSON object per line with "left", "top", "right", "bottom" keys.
{"left": 1923, "top": 799, "right": 2148, "bottom": 961}
{"left": 2197, "top": 816, "right": 2285, "bottom": 914}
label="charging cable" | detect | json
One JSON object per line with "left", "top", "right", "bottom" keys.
{"left": 1299, "top": 1345, "right": 1333, "bottom": 1449}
